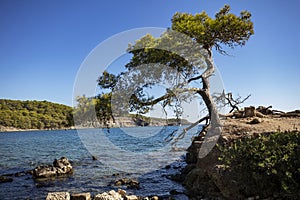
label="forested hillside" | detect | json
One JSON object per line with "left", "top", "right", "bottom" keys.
{"left": 0, "top": 99, "right": 74, "bottom": 130}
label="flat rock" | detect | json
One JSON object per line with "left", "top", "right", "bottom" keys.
{"left": 94, "top": 190, "right": 122, "bottom": 200}
{"left": 125, "top": 195, "right": 139, "bottom": 200}
{"left": 46, "top": 192, "right": 70, "bottom": 200}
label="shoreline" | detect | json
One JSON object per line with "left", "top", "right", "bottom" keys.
{"left": 0, "top": 125, "right": 76, "bottom": 133}
{"left": 0, "top": 123, "right": 191, "bottom": 133}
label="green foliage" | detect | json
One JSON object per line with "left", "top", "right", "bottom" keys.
{"left": 73, "top": 94, "right": 114, "bottom": 126}
{"left": 97, "top": 71, "right": 119, "bottom": 89}
{"left": 219, "top": 132, "right": 300, "bottom": 198}
{"left": 94, "top": 5, "right": 254, "bottom": 126}
{"left": 172, "top": 4, "right": 254, "bottom": 53}
{"left": 0, "top": 99, "right": 74, "bottom": 130}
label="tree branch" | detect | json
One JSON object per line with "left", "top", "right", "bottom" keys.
{"left": 170, "top": 115, "right": 209, "bottom": 145}
{"left": 187, "top": 75, "right": 202, "bottom": 83}
{"left": 131, "top": 92, "right": 173, "bottom": 107}
{"left": 225, "top": 93, "right": 251, "bottom": 113}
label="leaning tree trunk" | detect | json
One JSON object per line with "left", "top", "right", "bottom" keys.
{"left": 196, "top": 50, "right": 222, "bottom": 158}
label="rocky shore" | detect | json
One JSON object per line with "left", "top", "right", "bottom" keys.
{"left": 0, "top": 156, "right": 188, "bottom": 200}
{"left": 181, "top": 112, "right": 300, "bottom": 199}
{"left": 2, "top": 107, "right": 298, "bottom": 199}
{"left": 0, "top": 125, "right": 76, "bottom": 132}
{"left": 46, "top": 189, "right": 161, "bottom": 200}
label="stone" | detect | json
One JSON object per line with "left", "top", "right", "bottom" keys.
{"left": 115, "top": 178, "right": 140, "bottom": 189}
{"left": 165, "top": 165, "right": 171, "bottom": 169}
{"left": 0, "top": 175, "right": 13, "bottom": 183}
{"left": 169, "top": 189, "right": 181, "bottom": 195}
{"left": 46, "top": 192, "right": 70, "bottom": 200}
{"left": 33, "top": 165, "right": 57, "bottom": 178}
{"left": 247, "top": 118, "right": 261, "bottom": 124}
{"left": 115, "top": 180, "right": 123, "bottom": 186}
{"left": 70, "top": 192, "right": 91, "bottom": 200}
{"left": 117, "top": 189, "right": 126, "bottom": 196}
{"left": 14, "top": 171, "right": 25, "bottom": 177}
{"left": 125, "top": 195, "right": 139, "bottom": 200}
{"left": 108, "top": 190, "right": 122, "bottom": 199}
{"left": 92, "top": 155, "right": 98, "bottom": 160}
{"left": 167, "top": 173, "right": 185, "bottom": 182}
{"left": 94, "top": 192, "right": 114, "bottom": 200}
{"left": 150, "top": 196, "right": 159, "bottom": 200}
{"left": 115, "top": 178, "right": 128, "bottom": 185}
{"left": 244, "top": 106, "right": 256, "bottom": 118}
{"left": 53, "top": 157, "right": 73, "bottom": 175}
{"left": 94, "top": 190, "right": 122, "bottom": 200}
{"left": 33, "top": 157, "right": 73, "bottom": 178}
{"left": 127, "top": 179, "right": 140, "bottom": 189}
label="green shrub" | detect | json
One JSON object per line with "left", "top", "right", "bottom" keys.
{"left": 219, "top": 131, "right": 300, "bottom": 199}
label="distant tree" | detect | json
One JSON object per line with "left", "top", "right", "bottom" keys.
{"left": 95, "top": 5, "right": 253, "bottom": 144}
{"left": 0, "top": 99, "right": 74, "bottom": 130}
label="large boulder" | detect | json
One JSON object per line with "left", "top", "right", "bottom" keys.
{"left": 33, "top": 157, "right": 73, "bottom": 179}
{"left": 53, "top": 157, "right": 73, "bottom": 175}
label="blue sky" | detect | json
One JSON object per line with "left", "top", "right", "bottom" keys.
{"left": 0, "top": 0, "right": 299, "bottom": 111}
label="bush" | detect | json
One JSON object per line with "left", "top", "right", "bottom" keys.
{"left": 219, "top": 131, "right": 300, "bottom": 199}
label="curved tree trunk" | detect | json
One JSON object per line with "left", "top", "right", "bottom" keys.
{"left": 196, "top": 50, "right": 222, "bottom": 158}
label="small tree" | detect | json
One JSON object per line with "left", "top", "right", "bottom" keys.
{"left": 96, "top": 5, "right": 254, "bottom": 154}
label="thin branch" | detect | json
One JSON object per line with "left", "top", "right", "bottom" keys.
{"left": 187, "top": 75, "right": 202, "bottom": 83}
{"left": 224, "top": 93, "right": 251, "bottom": 113}
{"left": 170, "top": 115, "right": 209, "bottom": 145}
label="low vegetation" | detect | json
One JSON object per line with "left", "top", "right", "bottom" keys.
{"left": 0, "top": 99, "right": 73, "bottom": 130}
{"left": 218, "top": 131, "right": 300, "bottom": 199}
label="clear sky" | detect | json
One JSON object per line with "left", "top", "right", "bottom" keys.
{"left": 0, "top": 0, "right": 299, "bottom": 111}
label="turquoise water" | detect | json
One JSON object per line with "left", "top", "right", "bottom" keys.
{"left": 0, "top": 126, "right": 197, "bottom": 199}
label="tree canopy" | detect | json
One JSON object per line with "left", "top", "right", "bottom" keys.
{"left": 171, "top": 4, "right": 254, "bottom": 54}
{"left": 79, "top": 5, "right": 254, "bottom": 149}
{"left": 0, "top": 99, "right": 74, "bottom": 130}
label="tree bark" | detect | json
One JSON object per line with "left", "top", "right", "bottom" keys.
{"left": 195, "top": 49, "right": 222, "bottom": 158}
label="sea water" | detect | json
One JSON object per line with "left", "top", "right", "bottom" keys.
{"left": 0, "top": 126, "right": 198, "bottom": 199}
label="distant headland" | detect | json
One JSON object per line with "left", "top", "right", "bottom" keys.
{"left": 0, "top": 99, "right": 74, "bottom": 131}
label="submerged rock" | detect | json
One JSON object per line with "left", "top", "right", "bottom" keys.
{"left": 114, "top": 178, "right": 140, "bottom": 189}
{"left": 92, "top": 155, "right": 98, "bottom": 160}
{"left": 33, "top": 157, "right": 73, "bottom": 179}
{"left": 0, "top": 175, "right": 13, "bottom": 183}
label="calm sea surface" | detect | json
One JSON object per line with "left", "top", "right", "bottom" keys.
{"left": 0, "top": 126, "right": 198, "bottom": 199}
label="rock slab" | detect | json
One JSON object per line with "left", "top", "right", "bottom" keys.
{"left": 46, "top": 192, "right": 70, "bottom": 200}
